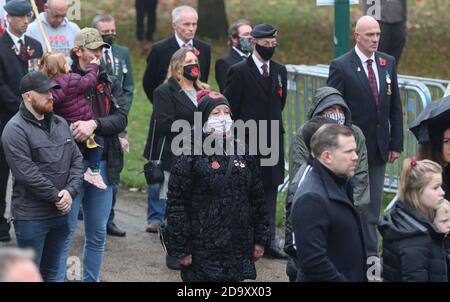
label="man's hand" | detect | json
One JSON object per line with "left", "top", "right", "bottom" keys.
{"left": 72, "top": 120, "right": 97, "bottom": 143}
{"left": 253, "top": 244, "right": 265, "bottom": 261}
{"left": 119, "top": 137, "right": 129, "bottom": 152}
{"left": 388, "top": 151, "right": 401, "bottom": 163}
{"left": 90, "top": 57, "right": 101, "bottom": 66}
{"left": 55, "top": 189, "right": 73, "bottom": 214}
{"left": 179, "top": 255, "right": 192, "bottom": 266}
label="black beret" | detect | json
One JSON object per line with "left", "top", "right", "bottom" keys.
{"left": 251, "top": 23, "right": 278, "bottom": 39}
{"left": 4, "top": 0, "right": 32, "bottom": 16}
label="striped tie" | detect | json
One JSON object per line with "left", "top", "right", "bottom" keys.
{"left": 367, "top": 59, "right": 379, "bottom": 107}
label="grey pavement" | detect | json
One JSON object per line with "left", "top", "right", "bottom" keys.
{"left": 1, "top": 181, "right": 288, "bottom": 282}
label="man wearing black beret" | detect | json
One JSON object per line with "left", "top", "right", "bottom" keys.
{"left": 0, "top": 0, "right": 43, "bottom": 241}
{"left": 224, "top": 23, "right": 288, "bottom": 259}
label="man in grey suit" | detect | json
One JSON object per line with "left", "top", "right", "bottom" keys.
{"left": 327, "top": 15, "right": 403, "bottom": 259}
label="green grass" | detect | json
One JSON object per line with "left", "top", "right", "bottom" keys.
{"left": 81, "top": 0, "right": 449, "bottom": 226}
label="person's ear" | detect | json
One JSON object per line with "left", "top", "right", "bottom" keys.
{"left": 322, "top": 150, "right": 333, "bottom": 165}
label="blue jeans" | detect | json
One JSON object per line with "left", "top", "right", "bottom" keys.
{"left": 58, "top": 160, "right": 113, "bottom": 282}
{"left": 87, "top": 135, "right": 104, "bottom": 171}
{"left": 147, "top": 183, "right": 165, "bottom": 224}
{"left": 14, "top": 215, "right": 70, "bottom": 282}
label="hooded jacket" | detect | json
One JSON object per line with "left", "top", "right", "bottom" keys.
{"left": 379, "top": 201, "right": 448, "bottom": 282}
{"left": 288, "top": 86, "right": 370, "bottom": 212}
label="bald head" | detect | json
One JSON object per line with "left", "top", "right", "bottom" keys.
{"left": 354, "top": 15, "right": 381, "bottom": 57}
{"left": 45, "top": 0, "right": 69, "bottom": 28}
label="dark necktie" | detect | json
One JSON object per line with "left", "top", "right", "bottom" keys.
{"left": 182, "top": 42, "right": 191, "bottom": 49}
{"left": 262, "top": 63, "right": 269, "bottom": 78}
{"left": 366, "top": 59, "right": 379, "bottom": 107}
{"left": 18, "top": 39, "right": 27, "bottom": 62}
{"left": 104, "top": 49, "right": 113, "bottom": 75}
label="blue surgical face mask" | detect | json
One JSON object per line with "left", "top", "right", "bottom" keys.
{"left": 324, "top": 112, "right": 346, "bottom": 125}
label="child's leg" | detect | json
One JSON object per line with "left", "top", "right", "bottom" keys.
{"left": 87, "top": 136, "right": 104, "bottom": 172}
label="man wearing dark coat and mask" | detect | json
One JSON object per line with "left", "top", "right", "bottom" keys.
{"left": 224, "top": 23, "right": 287, "bottom": 259}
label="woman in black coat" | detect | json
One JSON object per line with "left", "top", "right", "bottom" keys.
{"left": 378, "top": 158, "right": 448, "bottom": 282}
{"left": 143, "top": 48, "right": 207, "bottom": 235}
{"left": 164, "top": 91, "right": 270, "bottom": 282}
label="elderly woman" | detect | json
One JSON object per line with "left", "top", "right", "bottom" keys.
{"left": 164, "top": 91, "right": 270, "bottom": 282}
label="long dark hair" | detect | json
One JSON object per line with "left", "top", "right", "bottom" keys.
{"left": 418, "top": 123, "right": 450, "bottom": 167}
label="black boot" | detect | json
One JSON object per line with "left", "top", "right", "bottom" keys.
{"left": 0, "top": 220, "right": 11, "bottom": 242}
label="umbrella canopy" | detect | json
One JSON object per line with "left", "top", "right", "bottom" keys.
{"left": 409, "top": 95, "right": 450, "bottom": 144}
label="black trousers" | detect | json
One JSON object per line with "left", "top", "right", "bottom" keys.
{"left": 135, "top": 0, "right": 158, "bottom": 42}
{"left": 379, "top": 21, "right": 407, "bottom": 65}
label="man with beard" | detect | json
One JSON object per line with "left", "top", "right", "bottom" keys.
{"left": 215, "top": 20, "right": 252, "bottom": 93}
{"left": 224, "top": 23, "right": 288, "bottom": 259}
{"left": 1, "top": 71, "right": 84, "bottom": 282}
{"left": 0, "top": 0, "right": 43, "bottom": 242}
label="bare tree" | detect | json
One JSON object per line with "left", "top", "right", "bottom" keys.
{"left": 197, "top": 0, "right": 228, "bottom": 39}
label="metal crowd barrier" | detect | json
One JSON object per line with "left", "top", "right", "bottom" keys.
{"left": 281, "top": 64, "right": 438, "bottom": 194}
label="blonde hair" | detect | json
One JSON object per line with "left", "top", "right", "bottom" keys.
{"left": 436, "top": 200, "right": 450, "bottom": 216}
{"left": 166, "top": 48, "right": 208, "bottom": 90}
{"left": 39, "top": 52, "right": 67, "bottom": 78}
{"left": 399, "top": 158, "right": 443, "bottom": 219}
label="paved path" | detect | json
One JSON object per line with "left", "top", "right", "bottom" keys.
{"left": 1, "top": 184, "right": 288, "bottom": 282}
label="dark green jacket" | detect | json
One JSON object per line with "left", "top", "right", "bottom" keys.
{"left": 102, "top": 43, "right": 134, "bottom": 113}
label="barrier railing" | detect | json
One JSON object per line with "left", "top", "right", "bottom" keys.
{"left": 282, "top": 64, "right": 434, "bottom": 194}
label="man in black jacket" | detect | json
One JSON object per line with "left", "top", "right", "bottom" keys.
{"left": 0, "top": 0, "right": 44, "bottom": 242}
{"left": 142, "top": 5, "right": 211, "bottom": 103}
{"left": 292, "top": 124, "right": 367, "bottom": 282}
{"left": 327, "top": 15, "right": 403, "bottom": 259}
{"left": 1, "top": 71, "right": 84, "bottom": 282}
{"left": 215, "top": 19, "right": 252, "bottom": 93}
{"left": 224, "top": 23, "right": 287, "bottom": 259}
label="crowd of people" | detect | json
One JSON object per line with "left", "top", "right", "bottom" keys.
{"left": 0, "top": 0, "right": 449, "bottom": 283}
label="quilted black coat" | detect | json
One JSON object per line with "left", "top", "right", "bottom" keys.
{"left": 165, "top": 147, "right": 270, "bottom": 282}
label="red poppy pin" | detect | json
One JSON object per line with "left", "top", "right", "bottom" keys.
{"left": 191, "top": 66, "right": 199, "bottom": 77}
{"left": 97, "top": 83, "right": 104, "bottom": 93}
{"left": 379, "top": 57, "right": 387, "bottom": 67}
{"left": 193, "top": 47, "right": 200, "bottom": 56}
{"left": 278, "top": 87, "right": 283, "bottom": 98}
{"left": 27, "top": 46, "right": 34, "bottom": 57}
{"left": 211, "top": 161, "right": 220, "bottom": 169}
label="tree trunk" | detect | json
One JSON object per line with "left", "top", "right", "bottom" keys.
{"left": 197, "top": 0, "right": 228, "bottom": 39}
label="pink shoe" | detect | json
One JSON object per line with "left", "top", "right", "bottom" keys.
{"left": 84, "top": 168, "right": 107, "bottom": 190}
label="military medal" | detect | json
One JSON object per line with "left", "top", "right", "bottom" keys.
{"left": 386, "top": 72, "right": 392, "bottom": 96}
{"left": 121, "top": 59, "right": 128, "bottom": 74}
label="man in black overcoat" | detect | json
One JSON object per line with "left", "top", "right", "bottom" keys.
{"left": 224, "top": 23, "right": 287, "bottom": 259}
{"left": 0, "top": 0, "right": 43, "bottom": 241}
{"left": 215, "top": 19, "right": 252, "bottom": 93}
{"left": 142, "top": 5, "right": 210, "bottom": 103}
{"left": 327, "top": 15, "right": 403, "bottom": 259}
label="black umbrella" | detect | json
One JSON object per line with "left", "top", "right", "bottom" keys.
{"left": 409, "top": 95, "right": 450, "bottom": 144}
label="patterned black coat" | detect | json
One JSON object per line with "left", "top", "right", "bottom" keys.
{"left": 165, "top": 149, "right": 270, "bottom": 282}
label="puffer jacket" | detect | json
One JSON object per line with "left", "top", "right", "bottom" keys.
{"left": 165, "top": 140, "right": 270, "bottom": 282}
{"left": 52, "top": 63, "right": 99, "bottom": 124}
{"left": 288, "top": 86, "right": 370, "bottom": 212}
{"left": 1, "top": 103, "right": 84, "bottom": 220}
{"left": 379, "top": 200, "right": 448, "bottom": 282}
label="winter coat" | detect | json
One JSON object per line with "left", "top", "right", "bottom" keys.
{"left": 289, "top": 86, "right": 370, "bottom": 213}
{"left": 292, "top": 159, "right": 367, "bottom": 282}
{"left": 378, "top": 200, "right": 448, "bottom": 282}
{"left": 165, "top": 141, "right": 270, "bottom": 282}
{"left": 70, "top": 62, "right": 128, "bottom": 185}
{"left": 1, "top": 103, "right": 84, "bottom": 220}
{"left": 52, "top": 63, "right": 99, "bottom": 124}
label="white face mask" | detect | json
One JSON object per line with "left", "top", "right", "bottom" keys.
{"left": 204, "top": 115, "right": 233, "bottom": 138}
{"left": 324, "top": 112, "right": 346, "bottom": 125}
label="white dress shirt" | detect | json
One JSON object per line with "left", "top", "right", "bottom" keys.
{"left": 175, "top": 33, "right": 193, "bottom": 49}
{"left": 252, "top": 53, "right": 270, "bottom": 76}
{"left": 6, "top": 28, "right": 25, "bottom": 52}
{"left": 103, "top": 47, "right": 115, "bottom": 73}
{"left": 355, "top": 45, "right": 380, "bottom": 92}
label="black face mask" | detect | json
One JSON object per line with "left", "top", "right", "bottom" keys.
{"left": 255, "top": 44, "right": 275, "bottom": 61}
{"left": 183, "top": 63, "right": 199, "bottom": 81}
{"left": 101, "top": 34, "right": 116, "bottom": 46}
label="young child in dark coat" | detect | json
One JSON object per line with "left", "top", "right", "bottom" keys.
{"left": 379, "top": 158, "right": 448, "bottom": 282}
{"left": 39, "top": 52, "right": 106, "bottom": 190}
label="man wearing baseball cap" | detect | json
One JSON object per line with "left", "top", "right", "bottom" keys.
{"left": 58, "top": 27, "right": 128, "bottom": 282}
{"left": 1, "top": 71, "right": 84, "bottom": 281}
{"left": 0, "top": 0, "right": 44, "bottom": 242}
{"left": 224, "top": 23, "right": 288, "bottom": 259}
